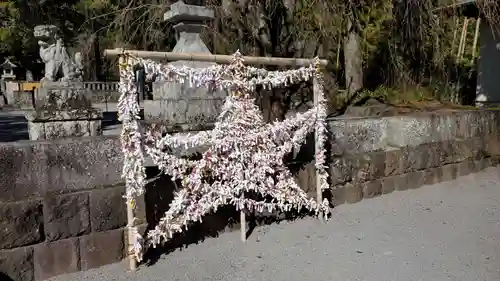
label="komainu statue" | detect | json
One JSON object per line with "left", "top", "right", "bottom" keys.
{"left": 34, "top": 25, "right": 83, "bottom": 82}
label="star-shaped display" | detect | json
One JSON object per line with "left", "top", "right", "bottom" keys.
{"left": 117, "top": 51, "right": 330, "bottom": 258}
{"left": 144, "top": 90, "right": 329, "bottom": 247}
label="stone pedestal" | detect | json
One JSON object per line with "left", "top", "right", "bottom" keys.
{"left": 144, "top": 0, "right": 226, "bottom": 132}
{"left": 25, "top": 81, "right": 103, "bottom": 140}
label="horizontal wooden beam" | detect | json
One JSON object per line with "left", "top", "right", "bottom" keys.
{"left": 104, "top": 48, "right": 328, "bottom": 67}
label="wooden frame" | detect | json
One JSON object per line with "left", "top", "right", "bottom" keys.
{"left": 104, "top": 48, "right": 328, "bottom": 271}
{"left": 104, "top": 48, "right": 328, "bottom": 67}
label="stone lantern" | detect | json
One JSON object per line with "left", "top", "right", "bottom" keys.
{"left": 144, "top": 0, "right": 227, "bottom": 132}
{"left": 0, "top": 58, "right": 17, "bottom": 80}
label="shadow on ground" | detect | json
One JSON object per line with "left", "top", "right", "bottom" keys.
{"left": 0, "top": 273, "right": 14, "bottom": 281}
{"left": 0, "top": 114, "right": 29, "bottom": 142}
{"left": 102, "top": 111, "right": 121, "bottom": 132}
{"left": 141, "top": 132, "right": 333, "bottom": 266}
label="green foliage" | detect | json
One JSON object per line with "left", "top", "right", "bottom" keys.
{"left": 0, "top": 0, "right": 491, "bottom": 108}
{"left": 356, "top": 0, "right": 393, "bottom": 62}
{"left": 359, "top": 85, "right": 436, "bottom": 105}
{"left": 0, "top": 2, "right": 37, "bottom": 68}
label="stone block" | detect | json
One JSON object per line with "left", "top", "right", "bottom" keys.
{"left": 361, "top": 180, "right": 382, "bottom": 199}
{"left": 328, "top": 186, "right": 346, "bottom": 207}
{"left": 79, "top": 229, "right": 125, "bottom": 270}
{"left": 405, "top": 170, "right": 427, "bottom": 189}
{"left": 473, "top": 158, "right": 490, "bottom": 172}
{"left": 25, "top": 108, "right": 103, "bottom": 141}
{"left": 423, "top": 167, "right": 442, "bottom": 186}
{"left": 44, "top": 192, "right": 90, "bottom": 241}
{"left": 415, "top": 143, "right": 434, "bottom": 169}
{"left": 422, "top": 143, "right": 439, "bottom": 167}
{"left": 400, "top": 145, "right": 427, "bottom": 173}
{"left": 469, "top": 137, "right": 489, "bottom": 159}
{"left": 427, "top": 141, "right": 443, "bottom": 168}
{"left": 440, "top": 164, "right": 457, "bottom": 182}
{"left": 89, "top": 186, "right": 127, "bottom": 232}
{"left": 470, "top": 111, "right": 488, "bottom": 138}
{"left": 163, "top": 0, "right": 215, "bottom": 23}
{"left": 88, "top": 119, "right": 102, "bottom": 136}
{"left": 492, "top": 156, "right": 500, "bottom": 165}
{"left": 380, "top": 174, "right": 406, "bottom": 194}
{"left": 344, "top": 183, "right": 362, "bottom": 204}
{"left": 476, "top": 111, "right": 492, "bottom": 136}
{"left": 329, "top": 118, "right": 389, "bottom": 155}
{"left": 144, "top": 82, "right": 226, "bottom": 132}
{"left": 455, "top": 111, "right": 477, "bottom": 139}
{"left": 330, "top": 156, "right": 357, "bottom": 185}
{"left": 1, "top": 136, "right": 123, "bottom": 201}
{"left": 486, "top": 135, "right": 500, "bottom": 156}
{"left": 28, "top": 122, "right": 45, "bottom": 141}
{"left": 439, "top": 141, "right": 456, "bottom": 165}
{"left": 386, "top": 115, "right": 435, "bottom": 147}
{"left": 453, "top": 140, "right": 472, "bottom": 162}
{"left": 487, "top": 157, "right": 496, "bottom": 166}
{"left": 354, "top": 151, "right": 385, "bottom": 182}
{"left": 0, "top": 200, "right": 43, "bottom": 249}
{"left": 433, "top": 114, "right": 457, "bottom": 142}
{"left": 0, "top": 246, "right": 34, "bottom": 281}
{"left": 13, "top": 90, "right": 34, "bottom": 109}
{"left": 0, "top": 143, "right": 47, "bottom": 202}
{"left": 44, "top": 120, "right": 92, "bottom": 140}
{"left": 458, "top": 111, "right": 491, "bottom": 139}
{"left": 390, "top": 170, "right": 426, "bottom": 191}
{"left": 384, "top": 149, "right": 403, "bottom": 176}
{"left": 44, "top": 136, "right": 123, "bottom": 193}
{"left": 487, "top": 111, "right": 500, "bottom": 135}
{"left": 34, "top": 81, "right": 92, "bottom": 111}
{"left": 34, "top": 238, "right": 80, "bottom": 280}
{"left": 456, "top": 160, "right": 475, "bottom": 177}
{"left": 330, "top": 152, "right": 385, "bottom": 185}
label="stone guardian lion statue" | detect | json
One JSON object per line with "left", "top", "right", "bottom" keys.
{"left": 34, "top": 25, "right": 83, "bottom": 82}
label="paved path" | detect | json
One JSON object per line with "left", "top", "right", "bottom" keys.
{"left": 50, "top": 167, "right": 500, "bottom": 281}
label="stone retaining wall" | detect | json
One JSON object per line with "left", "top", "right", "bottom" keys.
{"left": 324, "top": 110, "right": 500, "bottom": 206}
{"left": 11, "top": 91, "right": 35, "bottom": 109}
{"left": 0, "top": 110, "right": 499, "bottom": 280}
{"left": 0, "top": 137, "right": 132, "bottom": 281}
{"left": 89, "top": 90, "right": 121, "bottom": 104}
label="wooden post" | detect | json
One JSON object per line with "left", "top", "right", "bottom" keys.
{"left": 104, "top": 49, "right": 328, "bottom": 67}
{"left": 472, "top": 18, "right": 481, "bottom": 60}
{"left": 30, "top": 87, "right": 36, "bottom": 109}
{"left": 126, "top": 198, "right": 137, "bottom": 271}
{"left": 240, "top": 210, "right": 246, "bottom": 242}
{"left": 457, "top": 18, "right": 469, "bottom": 62}
{"left": 313, "top": 76, "right": 323, "bottom": 218}
{"left": 452, "top": 18, "right": 460, "bottom": 54}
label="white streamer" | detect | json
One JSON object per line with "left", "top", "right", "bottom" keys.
{"left": 118, "top": 51, "right": 330, "bottom": 261}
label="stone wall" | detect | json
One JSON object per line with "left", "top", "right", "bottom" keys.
{"left": 0, "top": 137, "right": 130, "bottom": 281}
{"left": 4, "top": 82, "right": 125, "bottom": 108}
{"left": 11, "top": 91, "right": 35, "bottom": 109}
{"left": 83, "top": 82, "right": 145, "bottom": 104}
{"left": 323, "top": 110, "right": 500, "bottom": 205}
{"left": 0, "top": 109, "right": 499, "bottom": 280}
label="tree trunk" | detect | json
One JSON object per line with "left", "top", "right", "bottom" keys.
{"left": 344, "top": 18, "right": 363, "bottom": 95}
{"left": 83, "top": 33, "right": 102, "bottom": 81}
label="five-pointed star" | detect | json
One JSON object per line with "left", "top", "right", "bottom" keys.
{"left": 145, "top": 92, "right": 324, "bottom": 242}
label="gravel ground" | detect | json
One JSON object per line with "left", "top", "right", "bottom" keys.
{"left": 50, "top": 166, "right": 500, "bottom": 281}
